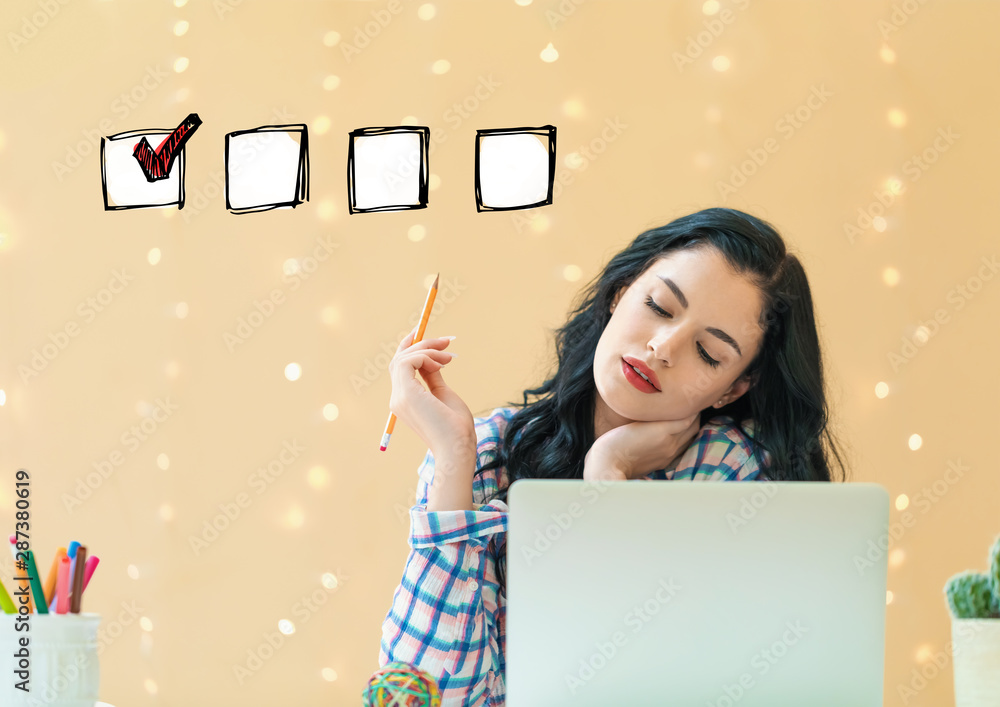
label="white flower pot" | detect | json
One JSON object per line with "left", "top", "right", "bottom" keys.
{"left": 952, "top": 618, "right": 1000, "bottom": 707}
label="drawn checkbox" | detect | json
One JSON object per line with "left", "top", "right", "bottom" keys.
{"left": 475, "top": 125, "right": 556, "bottom": 212}
{"left": 347, "top": 126, "right": 430, "bottom": 214}
{"left": 101, "top": 128, "right": 188, "bottom": 211}
{"left": 225, "top": 124, "right": 309, "bottom": 213}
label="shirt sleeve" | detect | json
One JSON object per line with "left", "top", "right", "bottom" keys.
{"left": 379, "top": 412, "right": 510, "bottom": 705}
{"left": 409, "top": 447, "right": 508, "bottom": 548}
{"left": 690, "top": 423, "right": 769, "bottom": 481}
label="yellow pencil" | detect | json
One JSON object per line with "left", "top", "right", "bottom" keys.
{"left": 379, "top": 273, "right": 440, "bottom": 452}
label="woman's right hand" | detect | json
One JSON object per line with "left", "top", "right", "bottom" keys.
{"left": 583, "top": 412, "right": 702, "bottom": 481}
{"left": 388, "top": 326, "right": 476, "bottom": 459}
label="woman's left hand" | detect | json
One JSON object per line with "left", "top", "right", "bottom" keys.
{"left": 582, "top": 412, "right": 702, "bottom": 481}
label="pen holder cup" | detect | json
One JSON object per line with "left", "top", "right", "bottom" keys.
{"left": 0, "top": 613, "right": 101, "bottom": 707}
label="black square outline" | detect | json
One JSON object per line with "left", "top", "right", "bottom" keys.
{"left": 101, "top": 128, "right": 187, "bottom": 211}
{"left": 347, "top": 126, "right": 430, "bottom": 214}
{"left": 474, "top": 125, "right": 556, "bottom": 212}
{"left": 224, "top": 124, "right": 309, "bottom": 214}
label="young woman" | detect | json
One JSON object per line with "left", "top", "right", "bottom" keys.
{"left": 378, "top": 207, "right": 849, "bottom": 705}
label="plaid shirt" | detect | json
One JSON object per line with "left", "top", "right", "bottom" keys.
{"left": 378, "top": 406, "right": 772, "bottom": 706}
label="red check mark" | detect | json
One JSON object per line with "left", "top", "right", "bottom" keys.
{"left": 133, "top": 113, "right": 202, "bottom": 182}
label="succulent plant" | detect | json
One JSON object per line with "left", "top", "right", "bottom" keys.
{"left": 944, "top": 533, "right": 1000, "bottom": 620}
{"left": 990, "top": 534, "right": 1000, "bottom": 604}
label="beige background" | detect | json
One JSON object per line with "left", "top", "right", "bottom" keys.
{"left": 0, "top": 0, "right": 997, "bottom": 705}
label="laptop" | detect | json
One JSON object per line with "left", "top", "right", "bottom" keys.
{"left": 506, "top": 479, "right": 890, "bottom": 706}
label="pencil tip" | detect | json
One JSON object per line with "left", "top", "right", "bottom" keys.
{"left": 432, "top": 273, "right": 439, "bottom": 288}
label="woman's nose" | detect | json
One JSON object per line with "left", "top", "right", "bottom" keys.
{"left": 648, "top": 331, "right": 675, "bottom": 364}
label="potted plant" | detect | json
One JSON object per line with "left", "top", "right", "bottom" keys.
{"left": 944, "top": 533, "right": 1000, "bottom": 707}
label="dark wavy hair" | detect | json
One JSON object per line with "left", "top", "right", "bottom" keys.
{"left": 478, "top": 207, "right": 850, "bottom": 591}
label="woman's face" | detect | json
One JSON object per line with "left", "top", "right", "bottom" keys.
{"left": 593, "top": 247, "right": 765, "bottom": 430}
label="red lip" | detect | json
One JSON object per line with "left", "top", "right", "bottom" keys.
{"left": 622, "top": 356, "right": 661, "bottom": 391}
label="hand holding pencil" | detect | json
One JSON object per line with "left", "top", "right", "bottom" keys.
{"left": 379, "top": 273, "right": 477, "bottom": 458}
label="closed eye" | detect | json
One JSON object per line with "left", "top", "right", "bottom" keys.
{"left": 644, "top": 295, "right": 721, "bottom": 368}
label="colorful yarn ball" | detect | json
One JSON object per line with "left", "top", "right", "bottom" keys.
{"left": 362, "top": 661, "right": 441, "bottom": 707}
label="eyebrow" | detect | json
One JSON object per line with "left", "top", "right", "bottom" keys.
{"left": 656, "top": 275, "right": 743, "bottom": 358}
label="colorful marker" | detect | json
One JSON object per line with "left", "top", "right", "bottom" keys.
{"left": 67, "top": 542, "right": 80, "bottom": 588}
{"left": 69, "top": 547, "right": 87, "bottom": 614}
{"left": 0, "top": 576, "right": 15, "bottom": 614}
{"left": 55, "top": 556, "right": 71, "bottom": 614}
{"left": 82, "top": 555, "right": 100, "bottom": 594}
{"left": 44, "top": 547, "right": 67, "bottom": 606}
{"left": 24, "top": 551, "right": 48, "bottom": 614}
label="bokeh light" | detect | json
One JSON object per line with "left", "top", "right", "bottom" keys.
{"left": 882, "top": 267, "right": 900, "bottom": 286}
{"left": 563, "top": 264, "right": 582, "bottom": 282}
{"left": 711, "top": 55, "right": 731, "bottom": 71}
